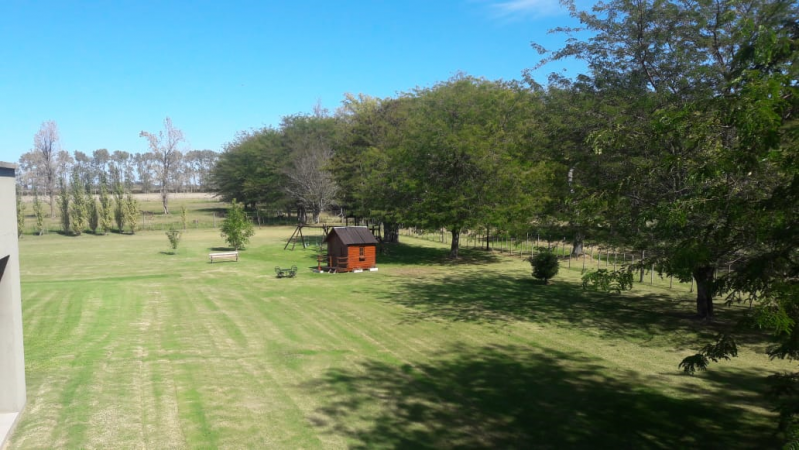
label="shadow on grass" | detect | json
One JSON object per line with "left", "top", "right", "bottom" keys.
{"left": 195, "top": 206, "right": 229, "bottom": 214}
{"left": 378, "top": 242, "right": 502, "bottom": 266}
{"left": 294, "top": 241, "right": 502, "bottom": 266}
{"left": 663, "top": 367, "right": 773, "bottom": 410}
{"left": 307, "top": 345, "right": 776, "bottom": 449}
{"left": 379, "top": 271, "right": 757, "bottom": 348}
{"left": 208, "top": 246, "right": 236, "bottom": 252}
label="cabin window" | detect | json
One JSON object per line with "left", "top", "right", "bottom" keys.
{"left": 359, "top": 247, "right": 366, "bottom": 261}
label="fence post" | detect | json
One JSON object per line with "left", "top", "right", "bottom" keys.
{"left": 640, "top": 250, "right": 646, "bottom": 282}
{"left": 582, "top": 247, "right": 586, "bottom": 273}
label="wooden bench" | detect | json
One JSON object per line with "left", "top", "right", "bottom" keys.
{"left": 275, "top": 265, "right": 298, "bottom": 278}
{"left": 209, "top": 251, "right": 239, "bottom": 263}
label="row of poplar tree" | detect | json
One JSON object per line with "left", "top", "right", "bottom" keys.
{"left": 21, "top": 168, "right": 141, "bottom": 236}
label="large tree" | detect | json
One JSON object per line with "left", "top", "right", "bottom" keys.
{"left": 537, "top": 0, "right": 798, "bottom": 319}
{"left": 388, "top": 75, "right": 547, "bottom": 258}
{"left": 281, "top": 114, "right": 341, "bottom": 223}
{"left": 210, "top": 127, "right": 289, "bottom": 209}
{"left": 333, "top": 94, "right": 411, "bottom": 242}
{"left": 537, "top": 2, "right": 798, "bottom": 442}
{"left": 140, "top": 117, "right": 186, "bottom": 214}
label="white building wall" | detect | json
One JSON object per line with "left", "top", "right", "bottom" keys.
{"left": 0, "top": 162, "right": 26, "bottom": 446}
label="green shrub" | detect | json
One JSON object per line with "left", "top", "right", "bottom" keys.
{"left": 165, "top": 227, "right": 182, "bottom": 252}
{"left": 32, "top": 191, "right": 45, "bottom": 235}
{"left": 124, "top": 194, "right": 140, "bottom": 234}
{"left": 16, "top": 189, "right": 24, "bottom": 238}
{"left": 180, "top": 205, "right": 188, "bottom": 231}
{"left": 529, "top": 251, "right": 559, "bottom": 284}
{"left": 581, "top": 269, "right": 634, "bottom": 293}
{"left": 58, "top": 178, "right": 70, "bottom": 234}
{"left": 88, "top": 199, "right": 100, "bottom": 234}
{"left": 220, "top": 199, "right": 254, "bottom": 250}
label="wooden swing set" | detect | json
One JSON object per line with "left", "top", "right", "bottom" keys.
{"left": 283, "top": 223, "right": 331, "bottom": 250}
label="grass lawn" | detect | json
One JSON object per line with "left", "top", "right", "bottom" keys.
{"left": 9, "top": 222, "right": 794, "bottom": 448}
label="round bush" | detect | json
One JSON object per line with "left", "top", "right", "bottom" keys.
{"left": 530, "top": 251, "right": 559, "bottom": 283}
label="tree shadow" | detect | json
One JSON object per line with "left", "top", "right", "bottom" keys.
{"left": 195, "top": 207, "right": 228, "bottom": 214}
{"left": 305, "top": 345, "right": 776, "bottom": 449}
{"left": 208, "top": 246, "right": 236, "bottom": 252}
{"left": 379, "top": 272, "right": 757, "bottom": 349}
{"left": 53, "top": 230, "right": 81, "bottom": 237}
{"left": 663, "top": 367, "right": 773, "bottom": 410}
{"left": 380, "top": 243, "right": 501, "bottom": 267}
{"left": 291, "top": 242, "right": 503, "bottom": 267}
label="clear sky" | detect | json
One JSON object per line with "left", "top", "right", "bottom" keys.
{"left": 0, "top": 0, "right": 586, "bottom": 164}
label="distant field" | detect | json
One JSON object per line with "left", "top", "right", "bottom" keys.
{"left": 9, "top": 204, "right": 794, "bottom": 448}
{"left": 18, "top": 192, "right": 228, "bottom": 233}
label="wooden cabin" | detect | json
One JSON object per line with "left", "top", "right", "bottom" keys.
{"left": 323, "top": 226, "right": 378, "bottom": 272}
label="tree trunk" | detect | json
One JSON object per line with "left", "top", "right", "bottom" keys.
{"left": 693, "top": 266, "right": 715, "bottom": 319}
{"left": 161, "top": 189, "right": 169, "bottom": 214}
{"left": 450, "top": 228, "right": 461, "bottom": 259}
{"left": 485, "top": 226, "right": 490, "bottom": 251}
{"left": 383, "top": 222, "right": 400, "bottom": 243}
{"left": 639, "top": 250, "right": 645, "bottom": 282}
{"left": 571, "top": 232, "right": 584, "bottom": 256}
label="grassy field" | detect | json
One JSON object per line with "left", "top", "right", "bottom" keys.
{"left": 9, "top": 215, "right": 795, "bottom": 448}
{"left": 18, "top": 193, "right": 231, "bottom": 234}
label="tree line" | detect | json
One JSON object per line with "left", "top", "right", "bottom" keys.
{"left": 17, "top": 118, "right": 218, "bottom": 216}
{"left": 211, "top": 0, "right": 797, "bottom": 441}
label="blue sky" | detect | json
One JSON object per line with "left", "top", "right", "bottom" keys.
{"left": 0, "top": 0, "right": 586, "bottom": 164}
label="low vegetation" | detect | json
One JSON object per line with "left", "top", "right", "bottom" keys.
{"left": 582, "top": 269, "right": 634, "bottom": 294}
{"left": 529, "top": 251, "right": 559, "bottom": 284}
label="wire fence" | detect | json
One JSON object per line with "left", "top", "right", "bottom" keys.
{"left": 400, "top": 228, "right": 708, "bottom": 294}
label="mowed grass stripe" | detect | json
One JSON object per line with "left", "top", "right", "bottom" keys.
{"left": 48, "top": 281, "right": 142, "bottom": 447}
{"left": 161, "top": 274, "right": 324, "bottom": 447}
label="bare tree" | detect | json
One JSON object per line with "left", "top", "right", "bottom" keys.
{"left": 139, "top": 117, "right": 186, "bottom": 214}
{"left": 32, "top": 120, "right": 60, "bottom": 217}
{"left": 284, "top": 145, "right": 339, "bottom": 223}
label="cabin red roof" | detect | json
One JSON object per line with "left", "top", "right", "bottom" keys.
{"left": 323, "top": 227, "right": 378, "bottom": 246}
